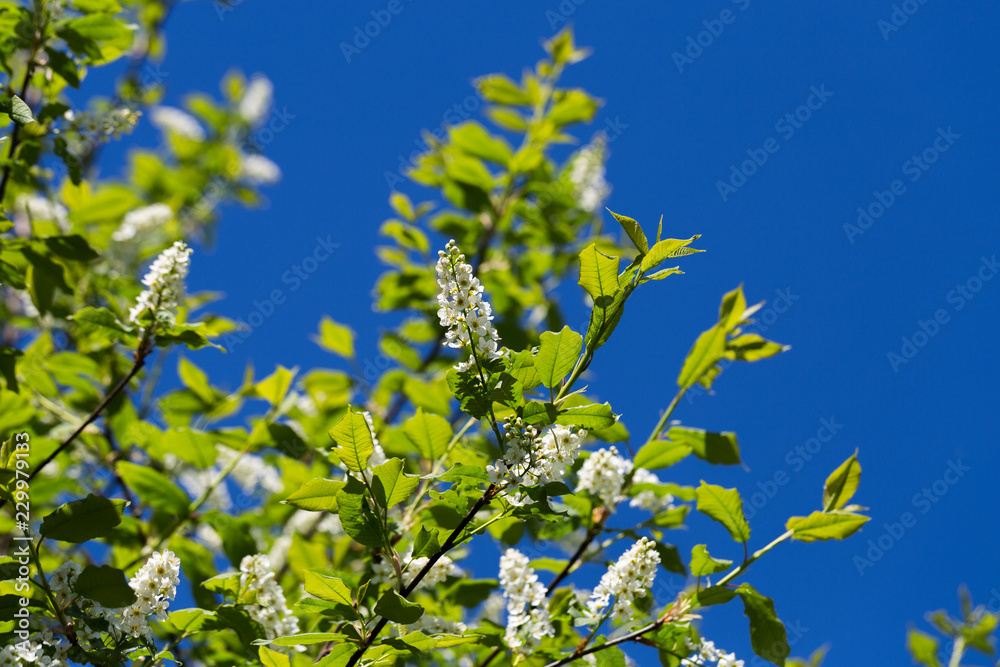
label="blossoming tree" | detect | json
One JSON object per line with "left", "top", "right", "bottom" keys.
{"left": 0, "top": 5, "right": 890, "bottom": 666}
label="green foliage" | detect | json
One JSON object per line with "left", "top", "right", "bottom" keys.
{"left": 0, "top": 20, "right": 874, "bottom": 667}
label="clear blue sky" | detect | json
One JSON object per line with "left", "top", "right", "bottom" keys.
{"left": 98, "top": 1, "right": 1000, "bottom": 664}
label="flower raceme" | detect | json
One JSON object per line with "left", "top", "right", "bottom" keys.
{"left": 128, "top": 240, "right": 193, "bottom": 328}
{"left": 488, "top": 418, "right": 586, "bottom": 505}
{"left": 683, "top": 638, "right": 746, "bottom": 667}
{"left": 586, "top": 537, "right": 660, "bottom": 623}
{"left": 499, "top": 548, "right": 555, "bottom": 652}
{"left": 435, "top": 240, "right": 502, "bottom": 370}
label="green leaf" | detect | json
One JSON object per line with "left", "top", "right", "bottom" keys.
{"left": 117, "top": 462, "right": 190, "bottom": 515}
{"left": 607, "top": 209, "right": 648, "bottom": 255}
{"left": 695, "top": 482, "right": 750, "bottom": 543}
{"left": 259, "top": 646, "right": 290, "bottom": 667}
{"left": 303, "top": 571, "right": 353, "bottom": 606}
{"left": 548, "top": 89, "right": 599, "bottom": 125}
{"left": 161, "top": 428, "right": 217, "bottom": 468}
{"left": 336, "top": 477, "right": 383, "bottom": 548}
{"left": 313, "top": 317, "right": 355, "bottom": 358}
{"left": 633, "top": 440, "right": 690, "bottom": 470}
{"left": 373, "top": 589, "right": 424, "bottom": 624}
{"left": 554, "top": 403, "right": 617, "bottom": 430}
{"left": 436, "top": 464, "right": 488, "bottom": 483}
{"left": 329, "top": 407, "right": 375, "bottom": 472}
{"left": 639, "top": 236, "right": 703, "bottom": 274}
{"left": 677, "top": 324, "right": 727, "bottom": 390}
{"left": 252, "top": 365, "right": 296, "bottom": 407}
{"left": 271, "top": 633, "right": 346, "bottom": 647}
{"left": 402, "top": 408, "right": 452, "bottom": 462}
{"left": 372, "top": 458, "right": 420, "bottom": 509}
{"left": 786, "top": 511, "right": 870, "bottom": 542}
{"left": 40, "top": 495, "right": 128, "bottom": 543}
{"left": 577, "top": 243, "right": 620, "bottom": 302}
{"left": 42, "top": 235, "right": 99, "bottom": 261}
{"left": 6, "top": 95, "right": 33, "bottom": 125}
{"left": 476, "top": 74, "right": 531, "bottom": 105}
{"left": 667, "top": 427, "right": 741, "bottom": 465}
{"left": 71, "top": 306, "right": 130, "bottom": 336}
{"left": 0, "top": 258, "right": 25, "bottom": 289}
{"left": 535, "top": 326, "right": 582, "bottom": 389}
{"left": 74, "top": 565, "right": 136, "bottom": 608}
{"left": 44, "top": 47, "right": 80, "bottom": 88}
{"left": 823, "top": 450, "right": 861, "bottom": 511}
{"left": 508, "top": 350, "right": 542, "bottom": 390}
{"left": 594, "top": 646, "right": 627, "bottom": 667}
{"left": 726, "top": 334, "right": 788, "bottom": 362}
{"left": 689, "top": 544, "right": 732, "bottom": 577}
{"left": 284, "top": 478, "right": 345, "bottom": 512}
{"left": 907, "top": 629, "right": 941, "bottom": 667}
{"left": 450, "top": 122, "right": 512, "bottom": 165}
{"left": 737, "top": 584, "right": 789, "bottom": 666}
{"left": 412, "top": 526, "right": 440, "bottom": 558}
{"left": 691, "top": 585, "right": 738, "bottom": 607}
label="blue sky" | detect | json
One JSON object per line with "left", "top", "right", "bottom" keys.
{"left": 98, "top": 1, "right": 1000, "bottom": 664}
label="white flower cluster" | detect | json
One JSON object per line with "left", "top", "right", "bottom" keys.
{"left": 14, "top": 194, "right": 69, "bottom": 230}
{"left": 499, "top": 549, "right": 554, "bottom": 651}
{"left": 586, "top": 537, "right": 660, "bottom": 623}
{"left": 239, "top": 75, "right": 274, "bottom": 124}
{"left": 568, "top": 134, "right": 611, "bottom": 213}
{"left": 405, "top": 614, "right": 467, "bottom": 636}
{"left": 629, "top": 468, "right": 678, "bottom": 514}
{"left": 576, "top": 446, "right": 632, "bottom": 507}
{"left": 111, "top": 550, "right": 181, "bottom": 639}
{"left": 435, "top": 240, "right": 502, "bottom": 369}
{"left": 62, "top": 105, "right": 140, "bottom": 155}
{"left": 113, "top": 203, "right": 173, "bottom": 242}
{"left": 683, "top": 638, "right": 745, "bottom": 667}
{"left": 216, "top": 445, "right": 284, "bottom": 499}
{"left": 128, "top": 240, "right": 192, "bottom": 326}
{"left": 150, "top": 106, "right": 205, "bottom": 141}
{"left": 488, "top": 420, "right": 586, "bottom": 504}
{"left": 239, "top": 554, "right": 300, "bottom": 639}
{"left": 239, "top": 153, "right": 282, "bottom": 185}
{"left": 0, "top": 627, "right": 69, "bottom": 667}
{"left": 49, "top": 560, "right": 83, "bottom": 606}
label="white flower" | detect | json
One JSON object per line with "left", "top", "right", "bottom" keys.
{"left": 586, "top": 537, "right": 660, "bottom": 623}
{"left": 489, "top": 419, "right": 587, "bottom": 500}
{"left": 435, "top": 240, "right": 502, "bottom": 369}
{"left": 683, "top": 638, "right": 745, "bottom": 666}
{"left": 405, "top": 614, "right": 467, "bottom": 636}
{"left": 239, "top": 75, "right": 274, "bottom": 124}
{"left": 499, "top": 549, "right": 553, "bottom": 651}
{"left": 128, "top": 240, "right": 192, "bottom": 327}
{"left": 150, "top": 106, "right": 205, "bottom": 141}
{"left": 576, "top": 446, "right": 632, "bottom": 507}
{"left": 239, "top": 153, "right": 281, "bottom": 185}
{"left": 629, "top": 468, "right": 677, "bottom": 514}
{"left": 239, "top": 554, "right": 299, "bottom": 639}
{"left": 568, "top": 134, "right": 611, "bottom": 213}
{"left": 403, "top": 555, "right": 462, "bottom": 590}
{"left": 113, "top": 203, "right": 173, "bottom": 242}
{"left": 15, "top": 195, "right": 69, "bottom": 230}
{"left": 216, "top": 445, "right": 284, "bottom": 498}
